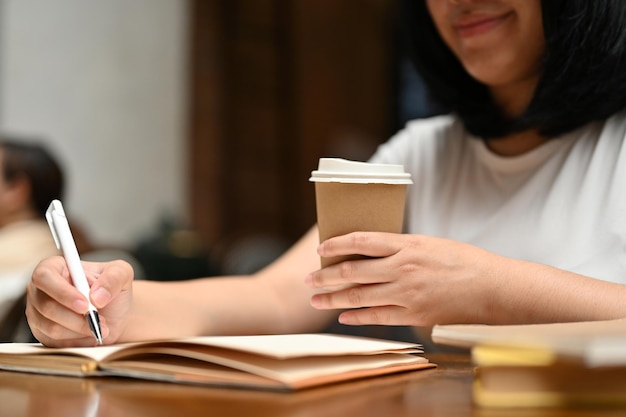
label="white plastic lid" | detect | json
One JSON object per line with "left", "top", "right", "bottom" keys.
{"left": 309, "top": 158, "right": 413, "bottom": 184}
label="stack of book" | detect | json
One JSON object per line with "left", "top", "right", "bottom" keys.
{"left": 432, "top": 318, "right": 626, "bottom": 408}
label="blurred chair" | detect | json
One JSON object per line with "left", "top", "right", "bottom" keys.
{"left": 0, "top": 274, "right": 31, "bottom": 342}
{"left": 218, "top": 234, "right": 290, "bottom": 276}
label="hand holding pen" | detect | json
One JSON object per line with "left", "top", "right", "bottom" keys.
{"left": 46, "top": 199, "right": 104, "bottom": 345}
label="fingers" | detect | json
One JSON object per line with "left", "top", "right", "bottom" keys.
{"left": 308, "top": 271, "right": 425, "bottom": 326}
{"left": 310, "top": 282, "right": 398, "bottom": 310}
{"left": 30, "top": 256, "right": 90, "bottom": 314}
{"left": 310, "top": 285, "right": 420, "bottom": 326}
{"left": 318, "top": 232, "right": 400, "bottom": 260}
{"left": 27, "top": 257, "right": 131, "bottom": 347}
{"left": 339, "top": 306, "right": 411, "bottom": 326}
{"left": 26, "top": 284, "right": 102, "bottom": 347}
{"left": 308, "top": 232, "right": 409, "bottom": 289}
{"left": 89, "top": 260, "right": 133, "bottom": 309}
{"left": 305, "top": 257, "right": 386, "bottom": 290}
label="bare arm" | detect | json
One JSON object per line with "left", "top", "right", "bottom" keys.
{"left": 27, "top": 227, "right": 338, "bottom": 346}
{"left": 121, "top": 227, "right": 337, "bottom": 341}
{"left": 31, "top": 227, "right": 624, "bottom": 347}
{"left": 306, "top": 232, "right": 626, "bottom": 326}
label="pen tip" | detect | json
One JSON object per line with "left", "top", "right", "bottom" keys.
{"left": 86, "top": 310, "right": 104, "bottom": 345}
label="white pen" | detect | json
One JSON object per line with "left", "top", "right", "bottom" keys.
{"left": 46, "top": 199, "right": 103, "bottom": 345}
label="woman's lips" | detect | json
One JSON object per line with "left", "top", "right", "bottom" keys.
{"left": 454, "top": 12, "right": 512, "bottom": 38}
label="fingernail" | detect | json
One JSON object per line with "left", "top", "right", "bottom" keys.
{"left": 338, "top": 312, "right": 351, "bottom": 324}
{"left": 304, "top": 274, "right": 313, "bottom": 287}
{"left": 310, "top": 295, "right": 321, "bottom": 308}
{"left": 91, "top": 287, "right": 111, "bottom": 308}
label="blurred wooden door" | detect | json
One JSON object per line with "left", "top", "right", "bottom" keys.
{"left": 188, "top": 0, "right": 397, "bottom": 255}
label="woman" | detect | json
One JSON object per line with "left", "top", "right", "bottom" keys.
{"left": 0, "top": 138, "right": 64, "bottom": 280}
{"left": 26, "top": 0, "right": 626, "bottom": 347}
{"left": 0, "top": 138, "right": 64, "bottom": 340}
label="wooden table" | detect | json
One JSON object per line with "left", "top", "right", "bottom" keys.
{"left": 1, "top": 354, "right": 625, "bottom": 417}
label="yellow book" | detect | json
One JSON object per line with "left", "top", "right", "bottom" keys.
{"left": 0, "top": 333, "right": 435, "bottom": 391}
{"left": 432, "top": 319, "right": 626, "bottom": 408}
{"left": 472, "top": 344, "right": 626, "bottom": 408}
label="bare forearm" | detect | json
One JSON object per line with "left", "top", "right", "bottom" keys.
{"left": 306, "top": 232, "right": 626, "bottom": 328}
{"left": 483, "top": 258, "right": 626, "bottom": 324}
{"left": 118, "top": 227, "right": 335, "bottom": 342}
{"left": 118, "top": 277, "right": 294, "bottom": 341}
{"left": 119, "top": 276, "right": 334, "bottom": 342}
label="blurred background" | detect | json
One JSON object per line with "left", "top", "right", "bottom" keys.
{"left": 0, "top": 0, "right": 437, "bottom": 280}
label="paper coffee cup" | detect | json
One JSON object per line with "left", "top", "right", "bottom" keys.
{"left": 310, "top": 158, "right": 413, "bottom": 267}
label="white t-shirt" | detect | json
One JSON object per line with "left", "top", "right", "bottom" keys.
{"left": 369, "top": 111, "right": 626, "bottom": 284}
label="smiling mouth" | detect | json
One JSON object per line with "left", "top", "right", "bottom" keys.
{"left": 454, "top": 12, "right": 513, "bottom": 39}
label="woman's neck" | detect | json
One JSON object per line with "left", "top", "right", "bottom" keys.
{"left": 490, "top": 72, "right": 539, "bottom": 119}
{"left": 485, "top": 129, "right": 547, "bottom": 157}
{"left": 486, "top": 77, "right": 546, "bottom": 156}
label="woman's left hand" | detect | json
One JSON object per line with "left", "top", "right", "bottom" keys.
{"left": 304, "top": 231, "right": 506, "bottom": 326}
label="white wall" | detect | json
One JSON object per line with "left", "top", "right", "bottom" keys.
{"left": 0, "top": 0, "right": 189, "bottom": 247}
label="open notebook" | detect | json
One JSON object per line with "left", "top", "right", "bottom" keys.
{"left": 0, "top": 333, "right": 435, "bottom": 391}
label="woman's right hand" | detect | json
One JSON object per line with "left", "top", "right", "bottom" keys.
{"left": 26, "top": 256, "right": 134, "bottom": 347}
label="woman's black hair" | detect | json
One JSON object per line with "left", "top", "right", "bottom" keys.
{"left": 0, "top": 138, "right": 65, "bottom": 218}
{"left": 399, "top": 0, "right": 626, "bottom": 139}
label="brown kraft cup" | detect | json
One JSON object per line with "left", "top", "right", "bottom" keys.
{"left": 310, "top": 158, "right": 413, "bottom": 267}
